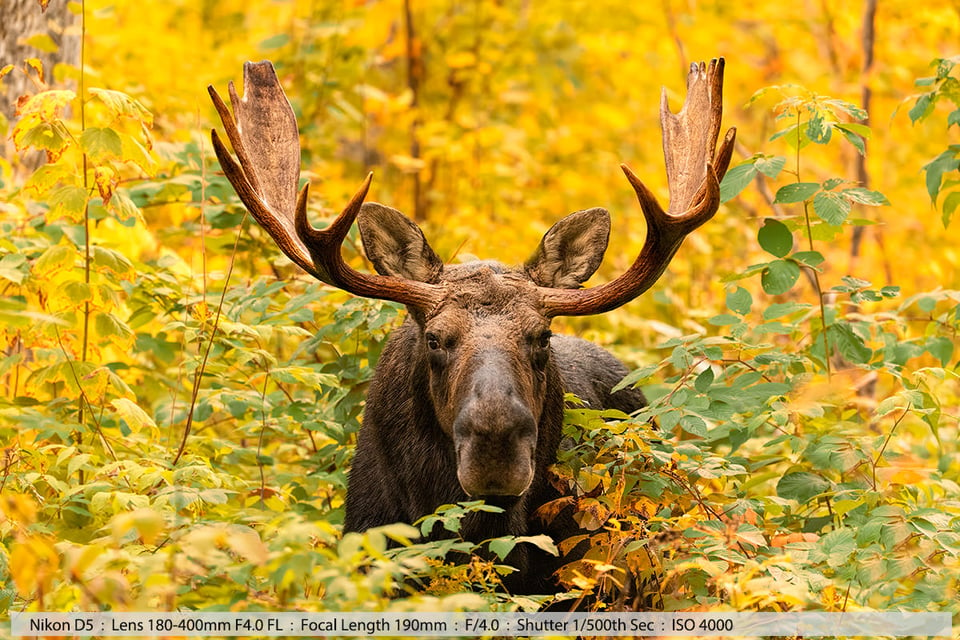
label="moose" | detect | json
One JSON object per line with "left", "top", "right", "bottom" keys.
{"left": 208, "top": 58, "right": 735, "bottom": 595}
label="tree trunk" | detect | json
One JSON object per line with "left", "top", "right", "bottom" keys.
{"left": 0, "top": 0, "right": 80, "bottom": 167}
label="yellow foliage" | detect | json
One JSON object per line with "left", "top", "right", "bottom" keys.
{"left": 10, "top": 536, "right": 59, "bottom": 596}
{"left": 1, "top": 0, "right": 959, "bottom": 617}
{"left": 0, "top": 493, "right": 38, "bottom": 528}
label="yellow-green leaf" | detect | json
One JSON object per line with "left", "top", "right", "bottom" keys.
{"left": 80, "top": 127, "right": 123, "bottom": 160}
{"left": 47, "top": 184, "right": 89, "bottom": 222}
{"left": 89, "top": 88, "right": 153, "bottom": 127}
{"left": 94, "top": 311, "right": 135, "bottom": 349}
{"left": 111, "top": 398, "right": 157, "bottom": 433}
{"left": 33, "top": 244, "right": 75, "bottom": 278}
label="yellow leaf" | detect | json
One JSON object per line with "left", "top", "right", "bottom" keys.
{"left": 389, "top": 154, "right": 426, "bottom": 173}
{"left": 63, "top": 543, "right": 106, "bottom": 579}
{"left": 111, "top": 508, "right": 165, "bottom": 546}
{"left": 94, "top": 166, "right": 117, "bottom": 205}
{"left": 10, "top": 536, "right": 59, "bottom": 596}
{"left": 446, "top": 51, "right": 476, "bottom": 69}
{"left": 24, "top": 33, "right": 58, "bottom": 54}
{"left": 89, "top": 88, "right": 153, "bottom": 127}
{"left": 0, "top": 493, "right": 38, "bottom": 526}
{"left": 226, "top": 525, "right": 269, "bottom": 565}
{"left": 24, "top": 58, "right": 43, "bottom": 84}
{"left": 110, "top": 398, "right": 156, "bottom": 433}
{"left": 15, "top": 89, "right": 75, "bottom": 120}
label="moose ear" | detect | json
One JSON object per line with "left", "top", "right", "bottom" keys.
{"left": 357, "top": 203, "right": 444, "bottom": 283}
{"left": 525, "top": 207, "right": 610, "bottom": 288}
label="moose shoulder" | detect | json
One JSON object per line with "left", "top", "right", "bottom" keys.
{"left": 209, "top": 58, "right": 735, "bottom": 595}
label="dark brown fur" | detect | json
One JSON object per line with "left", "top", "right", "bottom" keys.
{"left": 344, "top": 259, "right": 645, "bottom": 594}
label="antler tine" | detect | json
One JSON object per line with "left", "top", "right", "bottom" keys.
{"left": 209, "top": 61, "right": 442, "bottom": 309}
{"left": 541, "top": 57, "right": 737, "bottom": 317}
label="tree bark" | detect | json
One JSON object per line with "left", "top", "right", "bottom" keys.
{"left": 0, "top": 0, "right": 80, "bottom": 166}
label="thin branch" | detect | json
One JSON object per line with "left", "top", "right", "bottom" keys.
{"left": 871, "top": 404, "right": 911, "bottom": 490}
{"left": 850, "top": 0, "right": 878, "bottom": 262}
{"left": 403, "top": 0, "right": 425, "bottom": 220}
{"left": 172, "top": 213, "right": 247, "bottom": 466}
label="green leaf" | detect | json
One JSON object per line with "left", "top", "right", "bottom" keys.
{"left": 680, "top": 414, "right": 707, "bottom": 437}
{"left": 15, "top": 120, "right": 71, "bottom": 157}
{"left": 942, "top": 191, "right": 960, "bottom": 227}
{"left": 80, "top": 127, "right": 122, "bottom": 160}
{"left": 835, "top": 122, "right": 871, "bottom": 138}
{"left": 842, "top": 187, "right": 890, "bottom": 206}
{"left": 909, "top": 93, "right": 934, "bottom": 123}
{"left": 94, "top": 311, "right": 134, "bottom": 349}
{"left": 670, "top": 346, "right": 693, "bottom": 370}
{"left": 806, "top": 113, "right": 832, "bottom": 143}
{"left": 836, "top": 125, "right": 866, "bottom": 155}
{"left": 777, "top": 472, "right": 832, "bottom": 504}
{"left": 948, "top": 108, "right": 960, "bottom": 129}
{"left": 694, "top": 367, "right": 715, "bottom": 393}
{"left": 820, "top": 528, "right": 857, "bottom": 568}
{"left": 771, "top": 122, "right": 812, "bottom": 151}
{"left": 487, "top": 536, "right": 517, "bottom": 560}
{"left": 923, "top": 149, "right": 960, "bottom": 202}
{"left": 259, "top": 34, "right": 291, "bottom": 50}
{"left": 726, "top": 286, "right": 752, "bottom": 315}
{"left": 0, "top": 255, "right": 27, "bottom": 284}
{"left": 754, "top": 155, "right": 786, "bottom": 178}
{"left": 757, "top": 218, "right": 793, "bottom": 257}
{"left": 774, "top": 182, "right": 820, "bottom": 204}
{"left": 762, "top": 301, "right": 811, "bottom": 320}
{"left": 708, "top": 313, "right": 742, "bottom": 326}
{"left": 106, "top": 189, "right": 143, "bottom": 225}
{"left": 813, "top": 190, "right": 851, "bottom": 225}
{"left": 761, "top": 259, "right": 800, "bottom": 295}
{"left": 924, "top": 336, "right": 954, "bottom": 365}
{"left": 829, "top": 323, "right": 872, "bottom": 364}
{"left": 612, "top": 363, "right": 658, "bottom": 393}
{"left": 719, "top": 162, "right": 757, "bottom": 203}
{"left": 791, "top": 251, "right": 824, "bottom": 267}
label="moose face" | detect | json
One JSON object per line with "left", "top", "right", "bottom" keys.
{"left": 420, "top": 266, "right": 552, "bottom": 498}
{"left": 357, "top": 204, "right": 611, "bottom": 499}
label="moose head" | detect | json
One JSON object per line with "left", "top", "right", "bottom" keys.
{"left": 209, "top": 59, "right": 735, "bottom": 588}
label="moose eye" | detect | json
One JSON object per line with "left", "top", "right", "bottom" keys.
{"left": 537, "top": 330, "right": 552, "bottom": 349}
{"left": 425, "top": 332, "right": 441, "bottom": 351}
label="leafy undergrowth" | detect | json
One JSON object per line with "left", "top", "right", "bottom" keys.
{"left": 1, "top": 1, "right": 959, "bottom": 636}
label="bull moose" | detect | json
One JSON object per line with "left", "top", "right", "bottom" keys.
{"left": 208, "top": 58, "right": 735, "bottom": 595}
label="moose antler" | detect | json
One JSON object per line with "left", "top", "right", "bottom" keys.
{"left": 208, "top": 61, "right": 442, "bottom": 309}
{"left": 540, "top": 58, "right": 736, "bottom": 317}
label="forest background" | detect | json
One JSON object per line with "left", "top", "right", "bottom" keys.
{"left": 1, "top": 0, "right": 960, "bottom": 630}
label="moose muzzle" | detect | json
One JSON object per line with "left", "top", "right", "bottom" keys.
{"left": 452, "top": 353, "right": 538, "bottom": 498}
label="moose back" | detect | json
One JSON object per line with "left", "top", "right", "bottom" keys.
{"left": 209, "top": 58, "right": 735, "bottom": 594}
